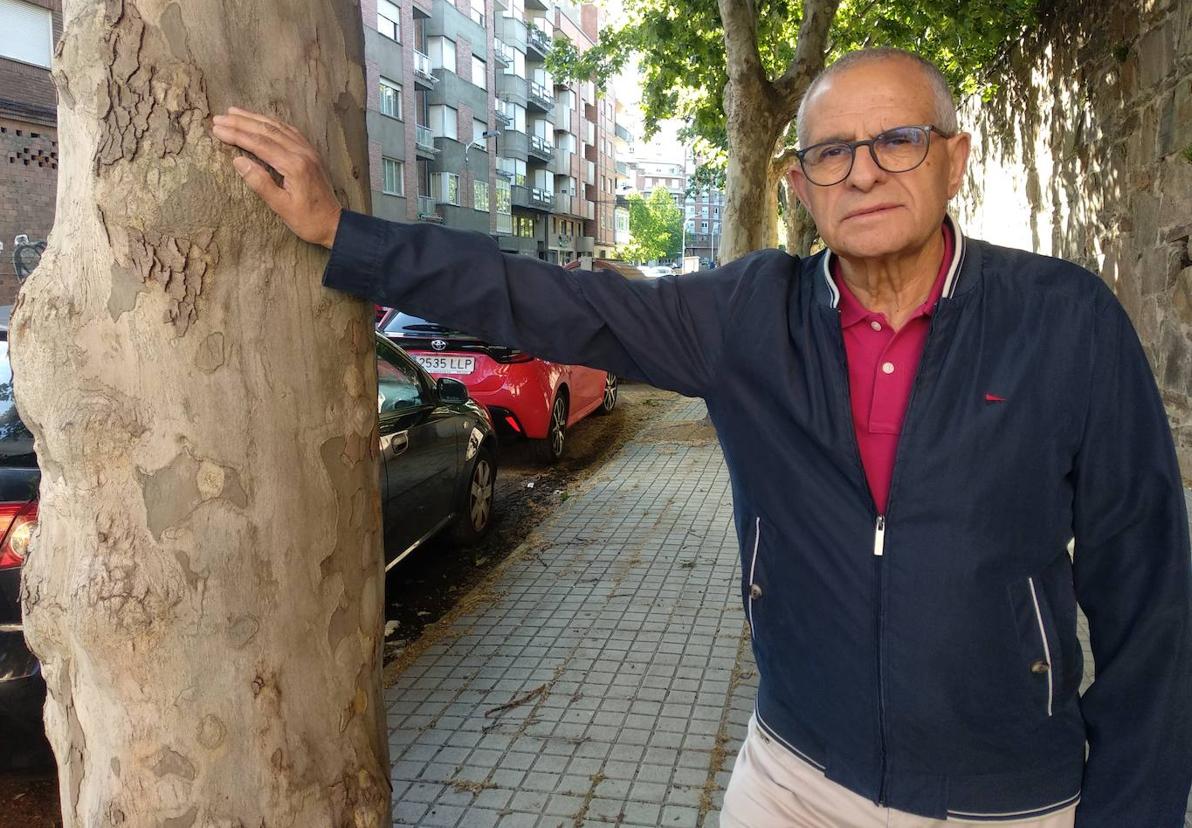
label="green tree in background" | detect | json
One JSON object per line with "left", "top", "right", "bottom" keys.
{"left": 619, "top": 188, "right": 685, "bottom": 263}
{"left": 551, "top": 0, "right": 1037, "bottom": 260}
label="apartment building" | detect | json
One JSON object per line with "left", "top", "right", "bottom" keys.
{"left": 631, "top": 160, "right": 685, "bottom": 208}
{"left": 685, "top": 187, "right": 724, "bottom": 266}
{"left": 611, "top": 99, "right": 633, "bottom": 249}
{"left": 0, "top": 0, "right": 60, "bottom": 303}
{"left": 361, "top": 0, "right": 616, "bottom": 265}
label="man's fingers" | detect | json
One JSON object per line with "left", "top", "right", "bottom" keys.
{"left": 232, "top": 155, "right": 289, "bottom": 213}
{"left": 212, "top": 122, "right": 304, "bottom": 178}
{"left": 225, "top": 108, "right": 313, "bottom": 152}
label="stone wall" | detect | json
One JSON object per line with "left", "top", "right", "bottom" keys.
{"left": 953, "top": 0, "right": 1192, "bottom": 478}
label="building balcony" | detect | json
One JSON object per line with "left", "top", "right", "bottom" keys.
{"left": 415, "top": 125, "right": 438, "bottom": 156}
{"left": 582, "top": 118, "right": 595, "bottom": 145}
{"left": 525, "top": 0, "right": 549, "bottom": 13}
{"left": 582, "top": 199, "right": 595, "bottom": 220}
{"left": 615, "top": 123, "right": 633, "bottom": 143}
{"left": 577, "top": 235, "right": 595, "bottom": 253}
{"left": 511, "top": 185, "right": 554, "bottom": 211}
{"left": 527, "top": 80, "right": 554, "bottom": 112}
{"left": 527, "top": 133, "right": 554, "bottom": 162}
{"left": 526, "top": 25, "right": 552, "bottom": 57}
{"left": 530, "top": 187, "right": 554, "bottom": 209}
{"left": 417, "top": 196, "right": 443, "bottom": 222}
{"left": 554, "top": 193, "right": 572, "bottom": 214}
{"left": 584, "top": 159, "right": 595, "bottom": 185}
{"left": 493, "top": 38, "right": 513, "bottom": 66}
{"left": 550, "top": 233, "right": 575, "bottom": 252}
{"left": 549, "top": 149, "right": 572, "bottom": 175}
{"left": 414, "top": 52, "right": 438, "bottom": 87}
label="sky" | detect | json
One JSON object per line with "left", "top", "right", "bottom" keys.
{"left": 594, "top": 0, "right": 688, "bottom": 166}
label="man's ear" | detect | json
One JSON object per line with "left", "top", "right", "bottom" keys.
{"left": 786, "top": 167, "right": 811, "bottom": 210}
{"left": 945, "top": 132, "right": 972, "bottom": 199}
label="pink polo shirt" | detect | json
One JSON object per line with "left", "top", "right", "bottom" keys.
{"left": 832, "top": 224, "right": 954, "bottom": 514}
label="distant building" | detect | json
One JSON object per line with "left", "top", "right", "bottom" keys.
{"left": 0, "top": 0, "right": 61, "bottom": 303}
{"left": 361, "top": 0, "right": 618, "bottom": 265}
{"left": 685, "top": 186, "right": 724, "bottom": 267}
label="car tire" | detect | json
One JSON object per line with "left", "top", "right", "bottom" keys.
{"left": 596, "top": 373, "right": 618, "bottom": 415}
{"left": 533, "top": 392, "right": 568, "bottom": 464}
{"left": 449, "top": 444, "right": 497, "bottom": 545}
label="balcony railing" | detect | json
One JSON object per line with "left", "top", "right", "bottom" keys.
{"left": 493, "top": 38, "right": 513, "bottom": 66}
{"left": 528, "top": 133, "right": 554, "bottom": 161}
{"left": 417, "top": 196, "right": 442, "bottom": 222}
{"left": 526, "top": 24, "right": 552, "bottom": 55}
{"left": 415, "top": 125, "right": 438, "bottom": 153}
{"left": 414, "top": 51, "right": 438, "bottom": 85}
{"left": 553, "top": 193, "right": 572, "bottom": 214}
{"left": 577, "top": 235, "right": 595, "bottom": 253}
{"left": 584, "top": 159, "right": 595, "bottom": 185}
{"left": 527, "top": 80, "right": 554, "bottom": 112}
{"left": 530, "top": 187, "right": 554, "bottom": 208}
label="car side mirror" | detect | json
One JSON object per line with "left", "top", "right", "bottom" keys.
{"left": 437, "top": 377, "right": 469, "bottom": 404}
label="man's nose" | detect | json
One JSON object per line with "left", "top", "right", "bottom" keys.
{"left": 846, "top": 143, "right": 887, "bottom": 189}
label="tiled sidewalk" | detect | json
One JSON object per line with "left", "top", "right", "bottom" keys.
{"left": 384, "top": 395, "right": 1192, "bottom": 827}
{"left": 386, "top": 396, "right": 754, "bottom": 827}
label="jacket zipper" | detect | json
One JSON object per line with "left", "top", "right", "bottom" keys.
{"left": 1027, "top": 577, "right": 1054, "bottom": 717}
{"left": 829, "top": 303, "right": 946, "bottom": 806}
{"left": 747, "top": 517, "right": 761, "bottom": 634}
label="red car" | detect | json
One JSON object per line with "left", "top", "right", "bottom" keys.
{"left": 379, "top": 312, "right": 618, "bottom": 462}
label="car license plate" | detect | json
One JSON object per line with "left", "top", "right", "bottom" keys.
{"left": 416, "top": 355, "right": 475, "bottom": 375}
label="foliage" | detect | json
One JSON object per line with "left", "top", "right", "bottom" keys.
{"left": 618, "top": 188, "right": 684, "bottom": 262}
{"left": 551, "top": 0, "right": 1039, "bottom": 182}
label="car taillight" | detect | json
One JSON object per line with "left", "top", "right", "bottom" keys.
{"left": 489, "top": 347, "right": 533, "bottom": 364}
{"left": 0, "top": 501, "right": 38, "bottom": 569}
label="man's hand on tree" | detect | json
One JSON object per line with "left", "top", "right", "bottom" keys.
{"left": 212, "top": 108, "right": 343, "bottom": 249}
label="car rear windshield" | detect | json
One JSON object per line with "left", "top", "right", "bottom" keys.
{"left": 382, "top": 313, "right": 482, "bottom": 341}
{"left": 0, "top": 343, "right": 35, "bottom": 467}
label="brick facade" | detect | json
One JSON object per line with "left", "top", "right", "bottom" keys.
{"left": 0, "top": 0, "right": 62, "bottom": 304}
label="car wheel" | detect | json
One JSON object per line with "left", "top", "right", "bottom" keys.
{"left": 533, "top": 392, "right": 568, "bottom": 464}
{"left": 596, "top": 374, "right": 618, "bottom": 415}
{"left": 449, "top": 445, "right": 496, "bottom": 545}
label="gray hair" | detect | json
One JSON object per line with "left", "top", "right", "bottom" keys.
{"left": 795, "top": 48, "right": 958, "bottom": 147}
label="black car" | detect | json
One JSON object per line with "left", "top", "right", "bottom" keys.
{"left": 374, "top": 332, "right": 498, "bottom": 566}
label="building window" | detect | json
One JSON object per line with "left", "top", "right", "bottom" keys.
{"left": 495, "top": 179, "right": 512, "bottom": 215}
{"left": 379, "top": 77, "right": 402, "bottom": 119}
{"left": 470, "top": 6, "right": 486, "bottom": 27}
{"left": 0, "top": 0, "right": 52, "bottom": 67}
{"left": 474, "top": 180, "right": 490, "bottom": 212}
{"left": 429, "top": 36, "right": 457, "bottom": 73}
{"left": 429, "top": 104, "right": 458, "bottom": 140}
{"left": 378, "top": 0, "right": 400, "bottom": 41}
{"left": 514, "top": 216, "right": 535, "bottom": 238}
{"left": 700, "top": 220, "right": 709, "bottom": 232}
{"left": 382, "top": 158, "right": 404, "bottom": 196}
{"left": 472, "top": 118, "right": 490, "bottom": 146}
{"left": 433, "top": 172, "right": 460, "bottom": 205}
{"left": 471, "top": 56, "right": 487, "bottom": 90}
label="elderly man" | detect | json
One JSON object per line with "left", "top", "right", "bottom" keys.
{"left": 213, "top": 47, "right": 1191, "bottom": 827}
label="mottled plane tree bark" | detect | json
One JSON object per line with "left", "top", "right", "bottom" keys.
{"left": 10, "top": 1, "right": 390, "bottom": 824}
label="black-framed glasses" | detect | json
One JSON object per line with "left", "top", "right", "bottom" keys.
{"left": 795, "top": 125, "right": 952, "bottom": 186}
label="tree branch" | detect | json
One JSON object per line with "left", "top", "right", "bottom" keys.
{"left": 772, "top": 0, "right": 841, "bottom": 116}
{"left": 717, "top": 0, "right": 768, "bottom": 94}
{"left": 771, "top": 146, "right": 801, "bottom": 177}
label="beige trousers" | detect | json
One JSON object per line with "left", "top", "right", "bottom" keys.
{"left": 721, "top": 716, "right": 1077, "bottom": 827}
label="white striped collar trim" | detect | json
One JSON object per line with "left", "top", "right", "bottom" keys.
{"left": 820, "top": 214, "right": 967, "bottom": 308}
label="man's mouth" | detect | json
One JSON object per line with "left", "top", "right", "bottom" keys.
{"left": 844, "top": 204, "right": 900, "bottom": 220}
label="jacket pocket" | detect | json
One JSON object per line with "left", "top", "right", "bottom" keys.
{"left": 1007, "top": 576, "right": 1063, "bottom": 718}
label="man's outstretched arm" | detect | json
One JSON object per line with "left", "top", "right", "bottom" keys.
{"left": 212, "top": 108, "right": 755, "bottom": 398}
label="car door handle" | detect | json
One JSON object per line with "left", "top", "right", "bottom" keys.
{"left": 381, "top": 431, "right": 409, "bottom": 459}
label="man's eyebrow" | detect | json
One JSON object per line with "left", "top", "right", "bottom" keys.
{"left": 803, "top": 132, "right": 853, "bottom": 147}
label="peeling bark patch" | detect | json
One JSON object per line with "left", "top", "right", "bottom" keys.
{"left": 151, "top": 747, "right": 197, "bottom": 780}
{"left": 137, "top": 450, "right": 245, "bottom": 540}
{"left": 228, "top": 614, "right": 259, "bottom": 648}
{"left": 196, "top": 714, "right": 225, "bottom": 749}
{"left": 161, "top": 806, "right": 198, "bottom": 828}
{"left": 195, "top": 331, "right": 225, "bottom": 373}
{"left": 95, "top": 0, "right": 210, "bottom": 172}
{"left": 124, "top": 227, "right": 218, "bottom": 336}
{"left": 107, "top": 262, "right": 145, "bottom": 321}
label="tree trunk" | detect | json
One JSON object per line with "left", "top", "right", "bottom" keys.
{"left": 11, "top": 2, "right": 389, "bottom": 825}
{"left": 719, "top": 84, "right": 784, "bottom": 263}
{"left": 784, "top": 182, "right": 819, "bottom": 256}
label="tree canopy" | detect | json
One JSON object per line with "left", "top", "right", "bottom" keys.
{"left": 551, "top": 0, "right": 1038, "bottom": 185}
{"left": 619, "top": 188, "right": 684, "bottom": 262}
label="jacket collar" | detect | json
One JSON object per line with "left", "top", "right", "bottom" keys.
{"left": 813, "top": 214, "right": 970, "bottom": 309}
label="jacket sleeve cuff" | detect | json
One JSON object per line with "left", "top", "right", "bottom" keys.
{"left": 322, "top": 210, "right": 387, "bottom": 300}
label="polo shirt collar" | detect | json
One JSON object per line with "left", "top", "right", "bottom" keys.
{"left": 818, "top": 214, "right": 968, "bottom": 311}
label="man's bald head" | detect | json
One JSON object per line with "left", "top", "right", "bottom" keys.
{"left": 796, "top": 48, "right": 958, "bottom": 147}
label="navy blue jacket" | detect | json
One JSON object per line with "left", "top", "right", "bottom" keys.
{"left": 324, "top": 210, "right": 1192, "bottom": 825}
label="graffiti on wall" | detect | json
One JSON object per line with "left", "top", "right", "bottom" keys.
{"left": 1, "top": 235, "right": 47, "bottom": 281}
